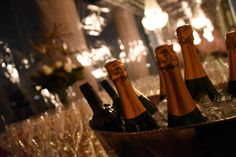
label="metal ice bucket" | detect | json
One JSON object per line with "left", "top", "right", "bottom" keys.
{"left": 93, "top": 116, "right": 236, "bottom": 157}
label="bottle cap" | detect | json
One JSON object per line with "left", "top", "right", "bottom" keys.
{"left": 155, "top": 44, "right": 179, "bottom": 70}
{"left": 105, "top": 59, "right": 128, "bottom": 81}
{"left": 176, "top": 24, "right": 194, "bottom": 44}
{"left": 226, "top": 31, "right": 236, "bottom": 49}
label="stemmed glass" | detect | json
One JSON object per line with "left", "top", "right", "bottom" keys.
{"left": 32, "top": 105, "right": 83, "bottom": 157}
{"left": 58, "top": 104, "right": 83, "bottom": 157}
{"left": 77, "top": 97, "right": 120, "bottom": 157}
{"left": 0, "top": 97, "right": 115, "bottom": 156}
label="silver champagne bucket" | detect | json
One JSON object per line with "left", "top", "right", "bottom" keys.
{"left": 93, "top": 116, "right": 236, "bottom": 157}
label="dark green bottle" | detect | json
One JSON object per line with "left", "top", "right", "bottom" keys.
{"left": 133, "top": 87, "right": 158, "bottom": 115}
{"left": 101, "top": 79, "right": 124, "bottom": 116}
{"left": 80, "top": 82, "right": 124, "bottom": 132}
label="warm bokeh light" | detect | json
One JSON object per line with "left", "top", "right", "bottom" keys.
{"left": 76, "top": 51, "right": 92, "bottom": 66}
{"left": 0, "top": 41, "right": 20, "bottom": 84}
{"left": 76, "top": 40, "right": 148, "bottom": 79}
{"left": 191, "top": 15, "right": 211, "bottom": 30}
{"left": 193, "top": 29, "right": 201, "bottom": 45}
{"left": 82, "top": 13, "right": 105, "bottom": 36}
{"left": 203, "top": 28, "right": 214, "bottom": 42}
{"left": 82, "top": 4, "right": 110, "bottom": 36}
{"left": 142, "top": 0, "right": 168, "bottom": 30}
{"left": 142, "top": 12, "right": 169, "bottom": 30}
{"left": 128, "top": 40, "right": 147, "bottom": 62}
{"left": 176, "top": 19, "right": 185, "bottom": 28}
{"left": 181, "top": 1, "right": 192, "bottom": 18}
{"left": 91, "top": 68, "right": 107, "bottom": 79}
{"left": 118, "top": 40, "right": 147, "bottom": 63}
{"left": 172, "top": 40, "right": 182, "bottom": 53}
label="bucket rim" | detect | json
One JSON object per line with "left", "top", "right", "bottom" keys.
{"left": 91, "top": 115, "right": 236, "bottom": 135}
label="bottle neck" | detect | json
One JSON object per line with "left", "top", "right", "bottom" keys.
{"left": 101, "top": 80, "right": 119, "bottom": 100}
{"left": 180, "top": 42, "right": 206, "bottom": 80}
{"left": 163, "top": 66, "right": 196, "bottom": 116}
{"left": 113, "top": 78, "right": 146, "bottom": 119}
{"left": 159, "top": 70, "right": 167, "bottom": 98}
{"left": 80, "top": 83, "right": 103, "bottom": 113}
{"left": 228, "top": 48, "right": 236, "bottom": 81}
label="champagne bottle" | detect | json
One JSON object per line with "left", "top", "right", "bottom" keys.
{"left": 101, "top": 79, "right": 158, "bottom": 116}
{"left": 176, "top": 24, "right": 220, "bottom": 101}
{"left": 79, "top": 82, "right": 124, "bottom": 132}
{"left": 226, "top": 31, "right": 236, "bottom": 97}
{"left": 105, "top": 59, "right": 159, "bottom": 132}
{"left": 100, "top": 79, "right": 124, "bottom": 116}
{"left": 155, "top": 44, "right": 207, "bottom": 127}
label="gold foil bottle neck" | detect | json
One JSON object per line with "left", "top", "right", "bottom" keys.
{"left": 176, "top": 24, "right": 194, "bottom": 44}
{"left": 155, "top": 44, "right": 179, "bottom": 70}
{"left": 105, "top": 59, "right": 147, "bottom": 119}
{"left": 227, "top": 31, "right": 236, "bottom": 81}
{"left": 226, "top": 31, "right": 236, "bottom": 49}
{"left": 105, "top": 59, "right": 128, "bottom": 81}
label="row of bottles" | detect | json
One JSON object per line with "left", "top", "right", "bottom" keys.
{"left": 80, "top": 24, "right": 236, "bottom": 132}
{"left": 155, "top": 44, "right": 207, "bottom": 127}
{"left": 80, "top": 59, "right": 160, "bottom": 132}
{"left": 104, "top": 59, "right": 159, "bottom": 132}
{"left": 159, "top": 25, "right": 236, "bottom": 100}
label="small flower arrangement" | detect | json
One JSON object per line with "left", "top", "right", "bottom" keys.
{"left": 29, "top": 24, "right": 84, "bottom": 104}
{"left": 31, "top": 61, "right": 84, "bottom": 104}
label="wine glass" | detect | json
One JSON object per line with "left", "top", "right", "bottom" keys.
{"left": 58, "top": 104, "right": 83, "bottom": 157}
{"left": 74, "top": 98, "right": 99, "bottom": 157}
{"left": 31, "top": 112, "right": 59, "bottom": 156}
{"left": 76, "top": 98, "right": 116, "bottom": 157}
